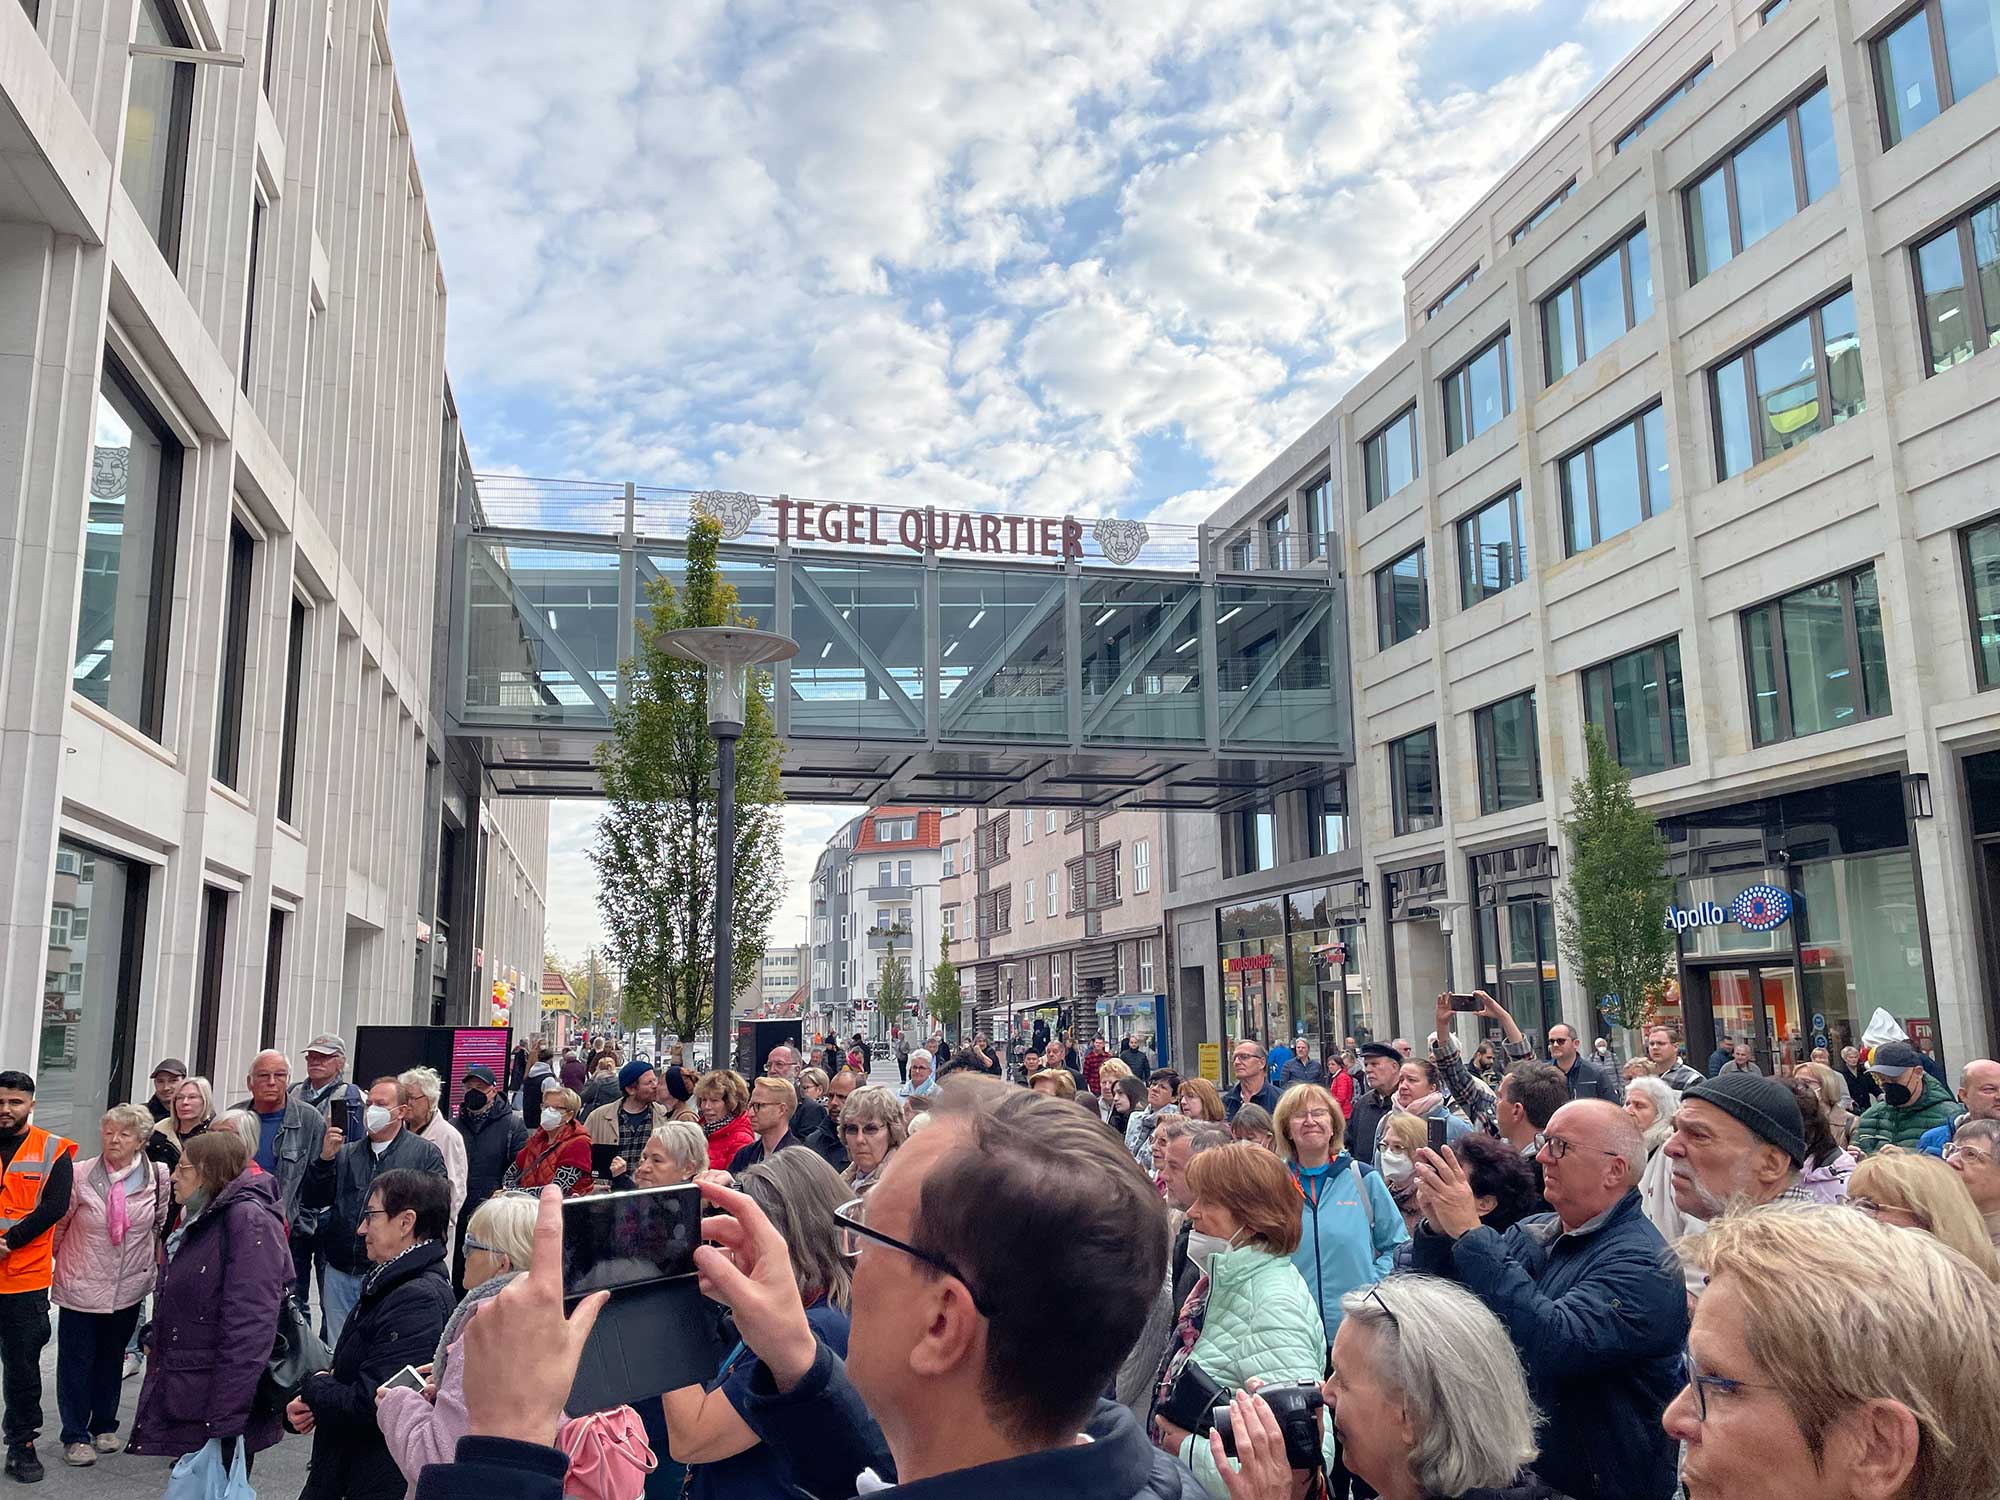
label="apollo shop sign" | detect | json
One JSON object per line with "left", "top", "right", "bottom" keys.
{"left": 1663, "top": 883, "right": 1792, "bottom": 936}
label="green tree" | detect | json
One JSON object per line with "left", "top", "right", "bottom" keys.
{"left": 924, "top": 933, "right": 963, "bottom": 1038}
{"left": 876, "top": 935, "right": 910, "bottom": 1019}
{"left": 589, "top": 518, "right": 785, "bottom": 1046}
{"left": 1557, "top": 727, "right": 1676, "bottom": 1037}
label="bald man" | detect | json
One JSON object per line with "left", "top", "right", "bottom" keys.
{"left": 1411, "top": 1100, "right": 1689, "bottom": 1500}
{"left": 232, "top": 1049, "right": 326, "bottom": 1225}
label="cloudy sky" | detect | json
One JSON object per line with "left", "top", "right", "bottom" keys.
{"left": 394, "top": 0, "right": 1676, "bottom": 964}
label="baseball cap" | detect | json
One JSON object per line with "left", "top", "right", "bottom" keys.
{"left": 1867, "top": 1041, "right": 1926, "bottom": 1075}
{"left": 303, "top": 1033, "right": 347, "bottom": 1057}
{"left": 150, "top": 1058, "right": 187, "bottom": 1080}
{"left": 1683, "top": 1073, "right": 1808, "bottom": 1165}
{"left": 461, "top": 1064, "right": 498, "bottom": 1087}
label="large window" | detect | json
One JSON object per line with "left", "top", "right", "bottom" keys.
{"left": 1616, "top": 58, "right": 1714, "bottom": 151}
{"left": 1711, "top": 289, "right": 1865, "bottom": 478}
{"left": 41, "top": 842, "right": 149, "bottom": 1143}
{"left": 1303, "top": 473, "right": 1333, "bottom": 561}
{"left": 1560, "top": 403, "right": 1671, "bottom": 555}
{"left": 1458, "top": 490, "right": 1525, "bottom": 608}
{"left": 1543, "top": 228, "right": 1655, "bottom": 383}
{"left": 1583, "top": 639, "right": 1689, "bottom": 776}
{"left": 263, "top": 0, "right": 282, "bottom": 95}
{"left": 277, "top": 597, "right": 307, "bottom": 823}
{"left": 1512, "top": 180, "right": 1576, "bottom": 245}
{"left": 1390, "top": 729, "right": 1441, "bottom": 835}
{"left": 79, "top": 358, "right": 184, "bottom": 739}
{"left": 1233, "top": 807, "right": 1278, "bottom": 875}
{"left": 1442, "top": 333, "right": 1513, "bottom": 453}
{"left": 1912, "top": 190, "right": 2000, "bottom": 375}
{"left": 1263, "top": 507, "right": 1291, "bottom": 568}
{"left": 1686, "top": 86, "right": 1837, "bottom": 281}
{"left": 1362, "top": 408, "right": 1419, "bottom": 509}
{"left": 1426, "top": 267, "right": 1478, "bottom": 321}
{"left": 215, "top": 519, "right": 255, "bottom": 788}
{"left": 1742, "top": 564, "right": 1891, "bottom": 744}
{"left": 1375, "top": 544, "right": 1429, "bottom": 649}
{"left": 123, "top": 0, "right": 196, "bottom": 265}
{"left": 1306, "top": 780, "right": 1348, "bottom": 857}
{"left": 1475, "top": 693, "right": 1541, "bottom": 814}
{"left": 1873, "top": 0, "right": 2000, "bottom": 147}
{"left": 1134, "top": 838, "right": 1152, "bottom": 893}
{"left": 1961, "top": 517, "right": 2000, "bottom": 688}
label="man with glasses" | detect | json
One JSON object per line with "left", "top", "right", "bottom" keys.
{"left": 1665, "top": 1205, "right": 2000, "bottom": 1500}
{"left": 1945, "top": 1117, "right": 2000, "bottom": 1250}
{"left": 812, "top": 1070, "right": 862, "bottom": 1172}
{"left": 680, "top": 1078, "right": 1190, "bottom": 1500}
{"left": 1410, "top": 1099, "right": 1687, "bottom": 1500}
{"left": 727, "top": 1077, "right": 803, "bottom": 1175}
{"left": 1222, "top": 1039, "right": 1281, "bottom": 1121}
{"left": 1547, "top": 1023, "right": 1621, "bottom": 1102}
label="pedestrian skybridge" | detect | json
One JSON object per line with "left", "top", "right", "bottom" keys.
{"left": 450, "top": 479, "right": 1354, "bottom": 809}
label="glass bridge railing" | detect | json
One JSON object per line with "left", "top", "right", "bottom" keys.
{"left": 455, "top": 494, "right": 1351, "bottom": 762}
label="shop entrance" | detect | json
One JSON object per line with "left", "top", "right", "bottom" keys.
{"left": 1687, "top": 962, "right": 1799, "bottom": 1074}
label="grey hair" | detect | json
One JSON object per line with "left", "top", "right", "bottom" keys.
{"left": 1958, "top": 1117, "right": 2000, "bottom": 1151}
{"left": 212, "top": 1109, "right": 262, "bottom": 1155}
{"left": 841, "top": 1085, "right": 909, "bottom": 1149}
{"left": 1624, "top": 1076, "right": 1680, "bottom": 1154}
{"left": 1153, "top": 1113, "right": 1195, "bottom": 1146}
{"left": 1339, "top": 1274, "right": 1540, "bottom": 1494}
{"left": 651, "top": 1119, "right": 708, "bottom": 1175}
{"left": 466, "top": 1192, "right": 538, "bottom": 1269}
{"left": 1185, "top": 1124, "right": 1233, "bottom": 1157}
{"left": 398, "top": 1066, "right": 443, "bottom": 1104}
{"left": 102, "top": 1103, "right": 155, "bottom": 1142}
{"left": 909, "top": 1048, "right": 933, "bottom": 1069}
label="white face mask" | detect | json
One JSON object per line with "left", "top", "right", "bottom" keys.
{"left": 1378, "top": 1149, "right": 1413, "bottom": 1184}
{"left": 540, "top": 1108, "right": 564, "bottom": 1132}
{"left": 1185, "top": 1230, "right": 1233, "bottom": 1274}
{"left": 364, "top": 1105, "right": 393, "bottom": 1135}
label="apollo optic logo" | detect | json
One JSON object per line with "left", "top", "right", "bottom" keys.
{"left": 1664, "top": 883, "right": 1792, "bottom": 935}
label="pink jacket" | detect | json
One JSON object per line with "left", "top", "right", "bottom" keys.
{"left": 52, "top": 1155, "right": 170, "bottom": 1314}
{"left": 378, "top": 1334, "right": 469, "bottom": 1500}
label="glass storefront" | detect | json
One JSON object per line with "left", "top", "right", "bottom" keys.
{"left": 1472, "top": 843, "right": 1562, "bottom": 1045}
{"left": 1665, "top": 774, "right": 1940, "bottom": 1071}
{"left": 40, "top": 841, "right": 148, "bottom": 1143}
{"left": 1219, "top": 886, "right": 1371, "bottom": 1048}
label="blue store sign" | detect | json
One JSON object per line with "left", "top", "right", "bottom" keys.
{"left": 1664, "top": 883, "right": 1792, "bottom": 936}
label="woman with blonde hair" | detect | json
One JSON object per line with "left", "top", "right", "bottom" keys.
{"left": 147, "top": 1077, "right": 215, "bottom": 1167}
{"left": 1029, "top": 1069, "right": 1077, "bottom": 1100}
{"left": 836, "top": 1086, "right": 906, "bottom": 1192}
{"left": 1176, "top": 1076, "right": 1225, "bottom": 1124}
{"left": 1376, "top": 1112, "right": 1431, "bottom": 1236}
{"left": 1847, "top": 1148, "right": 2000, "bottom": 1280}
{"left": 504, "top": 1087, "right": 593, "bottom": 1195}
{"left": 1272, "top": 1083, "right": 1403, "bottom": 1340}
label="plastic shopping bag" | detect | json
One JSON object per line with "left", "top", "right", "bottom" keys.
{"left": 1861, "top": 1008, "right": 1909, "bottom": 1051}
{"left": 165, "top": 1439, "right": 256, "bottom": 1500}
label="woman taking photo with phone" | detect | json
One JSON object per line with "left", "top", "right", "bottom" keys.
{"left": 290, "top": 1170, "right": 455, "bottom": 1500}
{"left": 661, "top": 1149, "right": 852, "bottom": 1499}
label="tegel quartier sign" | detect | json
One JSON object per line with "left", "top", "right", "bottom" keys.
{"left": 775, "top": 497, "right": 1084, "bottom": 559}
{"left": 687, "top": 490, "right": 1154, "bottom": 565}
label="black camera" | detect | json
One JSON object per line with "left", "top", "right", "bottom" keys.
{"left": 1212, "top": 1381, "right": 1325, "bottom": 1471}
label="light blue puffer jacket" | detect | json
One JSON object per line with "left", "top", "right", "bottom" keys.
{"left": 1173, "top": 1245, "right": 1326, "bottom": 1498}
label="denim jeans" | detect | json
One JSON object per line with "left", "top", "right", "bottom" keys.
{"left": 55, "top": 1304, "right": 141, "bottom": 1446}
{"left": 320, "top": 1267, "right": 364, "bottom": 1346}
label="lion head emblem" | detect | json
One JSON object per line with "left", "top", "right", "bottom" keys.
{"left": 1093, "top": 517, "right": 1149, "bottom": 567}
{"left": 689, "top": 490, "right": 761, "bottom": 540}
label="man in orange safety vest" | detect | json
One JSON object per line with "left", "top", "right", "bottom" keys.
{"left": 0, "top": 1071, "right": 77, "bottom": 1485}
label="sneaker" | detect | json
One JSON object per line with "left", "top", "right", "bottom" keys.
{"left": 5, "top": 1446, "right": 43, "bottom": 1483}
{"left": 92, "top": 1436, "right": 120, "bottom": 1455}
{"left": 59, "top": 1447, "right": 91, "bottom": 1469}
{"left": 120, "top": 1353, "right": 140, "bottom": 1380}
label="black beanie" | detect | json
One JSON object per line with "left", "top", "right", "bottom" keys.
{"left": 1683, "top": 1072, "right": 1807, "bottom": 1165}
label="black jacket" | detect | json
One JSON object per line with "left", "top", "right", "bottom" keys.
{"left": 301, "top": 1240, "right": 455, "bottom": 1500}
{"left": 456, "top": 1100, "right": 527, "bottom": 1217}
{"left": 729, "top": 1130, "right": 802, "bottom": 1176}
{"left": 1222, "top": 1077, "right": 1281, "bottom": 1120}
{"left": 1559, "top": 1056, "right": 1622, "bottom": 1103}
{"left": 1170, "top": 1216, "right": 1200, "bottom": 1313}
{"left": 1117, "top": 1045, "right": 1152, "bottom": 1082}
{"left": 737, "top": 1341, "right": 1205, "bottom": 1500}
{"left": 791, "top": 1097, "right": 830, "bottom": 1146}
{"left": 1348, "top": 1088, "right": 1396, "bottom": 1166}
{"left": 302, "top": 1129, "right": 448, "bottom": 1273}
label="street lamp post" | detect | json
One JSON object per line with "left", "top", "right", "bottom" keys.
{"left": 659, "top": 626, "right": 797, "bottom": 1074}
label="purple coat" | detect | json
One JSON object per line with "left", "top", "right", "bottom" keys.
{"left": 128, "top": 1171, "right": 292, "bottom": 1458}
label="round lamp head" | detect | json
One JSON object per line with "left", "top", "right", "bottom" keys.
{"left": 659, "top": 626, "right": 798, "bottom": 730}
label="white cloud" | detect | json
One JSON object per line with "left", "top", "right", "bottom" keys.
{"left": 1582, "top": 0, "right": 1685, "bottom": 25}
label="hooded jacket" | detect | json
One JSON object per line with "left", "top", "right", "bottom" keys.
{"left": 457, "top": 1098, "right": 526, "bottom": 1215}
{"left": 1852, "top": 1073, "right": 1963, "bottom": 1155}
{"left": 128, "top": 1171, "right": 293, "bottom": 1459}
{"left": 1286, "top": 1155, "right": 1406, "bottom": 1338}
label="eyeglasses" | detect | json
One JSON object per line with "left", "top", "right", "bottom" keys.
{"left": 841, "top": 1122, "right": 886, "bottom": 1137}
{"left": 1684, "top": 1358, "right": 1781, "bottom": 1421}
{"left": 1847, "top": 1196, "right": 1932, "bottom": 1229}
{"left": 358, "top": 1207, "right": 391, "bottom": 1224}
{"left": 1944, "top": 1143, "right": 1995, "bottom": 1166}
{"left": 463, "top": 1235, "right": 501, "bottom": 1256}
{"left": 832, "top": 1195, "right": 995, "bottom": 1318}
{"left": 1540, "top": 1135, "right": 1624, "bottom": 1162}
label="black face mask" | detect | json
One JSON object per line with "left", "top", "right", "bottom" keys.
{"left": 1883, "top": 1079, "right": 1914, "bottom": 1108}
{"left": 461, "top": 1088, "right": 487, "bottom": 1113}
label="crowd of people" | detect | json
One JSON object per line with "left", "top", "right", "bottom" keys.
{"left": 0, "top": 1001, "right": 1992, "bottom": 1500}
